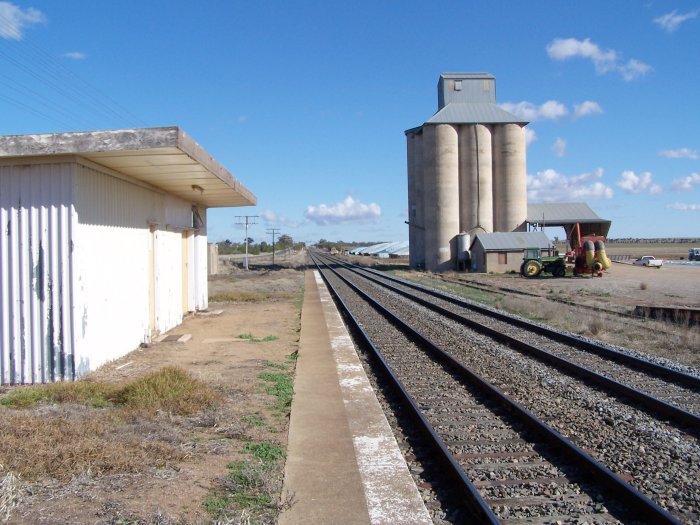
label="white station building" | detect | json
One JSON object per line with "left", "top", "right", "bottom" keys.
{"left": 0, "top": 127, "right": 256, "bottom": 384}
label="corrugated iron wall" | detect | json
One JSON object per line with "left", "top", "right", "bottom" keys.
{"left": 1, "top": 158, "right": 205, "bottom": 384}
{"left": 73, "top": 163, "right": 193, "bottom": 376}
{"left": 0, "top": 162, "right": 76, "bottom": 384}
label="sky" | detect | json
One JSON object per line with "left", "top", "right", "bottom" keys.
{"left": 1, "top": 1, "right": 699, "bottom": 244}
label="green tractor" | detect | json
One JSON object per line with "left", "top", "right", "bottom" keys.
{"left": 520, "top": 247, "right": 567, "bottom": 278}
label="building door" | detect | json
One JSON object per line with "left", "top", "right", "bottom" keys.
{"left": 181, "top": 230, "right": 190, "bottom": 314}
{"left": 148, "top": 225, "right": 157, "bottom": 335}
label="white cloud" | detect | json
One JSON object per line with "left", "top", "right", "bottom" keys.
{"left": 659, "top": 148, "right": 699, "bottom": 160}
{"left": 574, "top": 101, "right": 603, "bottom": 118}
{"left": 552, "top": 137, "right": 566, "bottom": 158}
{"left": 501, "top": 100, "right": 602, "bottom": 122}
{"left": 618, "top": 59, "right": 653, "bottom": 81}
{"left": 527, "top": 168, "right": 613, "bottom": 202}
{"left": 260, "top": 209, "right": 302, "bottom": 228}
{"left": 546, "top": 37, "right": 651, "bottom": 81}
{"left": 63, "top": 51, "right": 86, "bottom": 60}
{"left": 667, "top": 202, "right": 700, "bottom": 211}
{"left": 524, "top": 128, "right": 537, "bottom": 147}
{"left": 654, "top": 9, "right": 699, "bottom": 32}
{"left": 616, "top": 170, "right": 663, "bottom": 194}
{"left": 500, "top": 100, "right": 567, "bottom": 121}
{"left": 0, "top": 1, "right": 45, "bottom": 40}
{"left": 304, "top": 196, "right": 381, "bottom": 226}
{"left": 670, "top": 173, "right": 700, "bottom": 191}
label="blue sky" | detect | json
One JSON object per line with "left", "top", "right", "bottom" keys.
{"left": 1, "top": 1, "right": 699, "bottom": 244}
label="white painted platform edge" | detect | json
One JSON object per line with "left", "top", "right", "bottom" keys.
{"left": 313, "top": 271, "right": 432, "bottom": 525}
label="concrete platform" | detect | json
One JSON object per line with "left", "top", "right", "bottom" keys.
{"left": 280, "top": 271, "right": 431, "bottom": 525}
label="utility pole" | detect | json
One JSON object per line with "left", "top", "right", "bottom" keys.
{"left": 235, "top": 215, "right": 258, "bottom": 270}
{"left": 266, "top": 228, "right": 280, "bottom": 266}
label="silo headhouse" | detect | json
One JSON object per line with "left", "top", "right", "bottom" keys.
{"left": 406, "top": 73, "right": 529, "bottom": 272}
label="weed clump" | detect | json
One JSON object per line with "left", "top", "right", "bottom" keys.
{"left": 238, "top": 333, "right": 279, "bottom": 343}
{"left": 113, "top": 366, "right": 221, "bottom": 416}
{"left": 204, "top": 442, "right": 287, "bottom": 522}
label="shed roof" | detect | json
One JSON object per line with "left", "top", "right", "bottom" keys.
{"left": 525, "top": 202, "right": 611, "bottom": 238}
{"left": 426, "top": 103, "right": 528, "bottom": 125}
{"left": 0, "top": 127, "right": 256, "bottom": 208}
{"left": 471, "top": 231, "right": 551, "bottom": 251}
{"left": 527, "top": 202, "right": 602, "bottom": 223}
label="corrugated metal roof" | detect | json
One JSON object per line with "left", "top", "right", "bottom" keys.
{"left": 390, "top": 246, "right": 410, "bottom": 256}
{"left": 526, "top": 202, "right": 603, "bottom": 222}
{"left": 376, "top": 241, "right": 409, "bottom": 254}
{"left": 471, "top": 231, "right": 551, "bottom": 251}
{"left": 361, "top": 242, "right": 393, "bottom": 255}
{"left": 425, "top": 102, "right": 527, "bottom": 125}
{"left": 0, "top": 127, "right": 256, "bottom": 208}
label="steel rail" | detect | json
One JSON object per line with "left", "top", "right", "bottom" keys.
{"left": 333, "top": 255, "right": 700, "bottom": 390}
{"left": 312, "top": 253, "right": 681, "bottom": 525}
{"left": 311, "top": 257, "right": 501, "bottom": 525}
{"left": 325, "top": 256, "right": 700, "bottom": 435}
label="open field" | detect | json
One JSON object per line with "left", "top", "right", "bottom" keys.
{"left": 593, "top": 241, "right": 698, "bottom": 260}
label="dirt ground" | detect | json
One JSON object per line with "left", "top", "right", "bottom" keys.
{"left": 456, "top": 261, "right": 700, "bottom": 310}
{"left": 1, "top": 254, "right": 306, "bottom": 525}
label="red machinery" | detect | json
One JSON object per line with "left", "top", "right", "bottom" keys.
{"left": 567, "top": 223, "right": 612, "bottom": 277}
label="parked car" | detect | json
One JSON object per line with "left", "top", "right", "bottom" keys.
{"left": 633, "top": 255, "right": 663, "bottom": 268}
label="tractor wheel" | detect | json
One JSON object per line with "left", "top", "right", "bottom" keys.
{"left": 523, "top": 260, "right": 542, "bottom": 278}
{"left": 554, "top": 265, "right": 566, "bottom": 278}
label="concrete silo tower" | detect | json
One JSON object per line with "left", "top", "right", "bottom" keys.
{"left": 405, "top": 73, "right": 528, "bottom": 272}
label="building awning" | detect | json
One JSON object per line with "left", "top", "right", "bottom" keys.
{"left": 0, "top": 127, "right": 256, "bottom": 208}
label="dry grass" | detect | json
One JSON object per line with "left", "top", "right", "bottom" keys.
{"left": 497, "top": 294, "right": 700, "bottom": 365}
{"left": 209, "top": 291, "right": 298, "bottom": 303}
{"left": 0, "top": 367, "right": 222, "bottom": 482}
{"left": 0, "top": 467, "right": 21, "bottom": 523}
{"left": 0, "top": 410, "right": 185, "bottom": 481}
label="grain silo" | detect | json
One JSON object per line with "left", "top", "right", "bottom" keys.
{"left": 405, "top": 73, "right": 528, "bottom": 271}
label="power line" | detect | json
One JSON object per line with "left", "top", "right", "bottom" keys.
{"left": 0, "top": 16, "right": 147, "bottom": 130}
{"left": 266, "top": 228, "right": 280, "bottom": 266}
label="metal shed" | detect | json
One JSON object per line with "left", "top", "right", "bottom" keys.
{"left": 470, "top": 231, "right": 552, "bottom": 273}
{"left": 0, "top": 127, "right": 256, "bottom": 384}
{"left": 523, "top": 202, "right": 611, "bottom": 240}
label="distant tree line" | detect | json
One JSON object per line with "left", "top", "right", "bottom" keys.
{"left": 217, "top": 234, "right": 304, "bottom": 255}
{"left": 607, "top": 238, "right": 700, "bottom": 244}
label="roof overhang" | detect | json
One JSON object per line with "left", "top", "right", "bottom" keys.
{"left": 0, "top": 127, "right": 256, "bottom": 208}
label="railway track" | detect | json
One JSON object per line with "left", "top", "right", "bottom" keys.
{"left": 311, "top": 252, "right": 699, "bottom": 524}
{"left": 328, "top": 256, "right": 700, "bottom": 427}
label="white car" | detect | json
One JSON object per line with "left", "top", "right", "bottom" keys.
{"left": 633, "top": 256, "right": 663, "bottom": 268}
